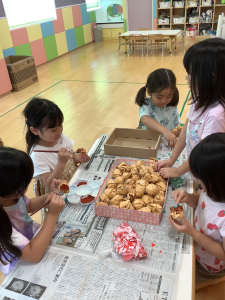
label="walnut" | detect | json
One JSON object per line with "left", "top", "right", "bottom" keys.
{"left": 150, "top": 203, "right": 156, "bottom": 212}
{"left": 112, "top": 169, "right": 122, "bottom": 178}
{"left": 146, "top": 184, "right": 159, "bottom": 196}
{"left": 149, "top": 157, "right": 158, "bottom": 162}
{"left": 117, "top": 184, "right": 129, "bottom": 195}
{"left": 128, "top": 203, "right": 135, "bottom": 210}
{"left": 120, "top": 200, "right": 132, "bottom": 209}
{"left": 132, "top": 174, "right": 140, "bottom": 182}
{"left": 135, "top": 185, "right": 146, "bottom": 197}
{"left": 106, "top": 179, "right": 116, "bottom": 189}
{"left": 142, "top": 195, "right": 154, "bottom": 205}
{"left": 139, "top": 165, "right": 149, "bottom": 177}
{"left": 155, "top": 204, "right": 162, "bottom": 213}
{"left": 110, "top": 204, "right": 120, "bottom": 208}
{"left": 138, "top": 206, "right": 151, "bottom": 213}
{"left": 100, "top": 194, "right": 110, "bottom": 204}
{"left": 133, "top": 199, "right": 145, "bottom": 210}
{"left": 121, "top": 165, "right": 131, "bottom": 173}
{"left": 131, "top": 168, "right": 139, "bottom": 176}
{"left": 134, "top": 164, "right": 141, "bottom": 171}
{"left": 159, "top": 190, "right": 165, "bottom": 196}
{"left": 136, "top": 160, "right": 145, "bottom": 166}
{"left": 117, "top": 162, "right": 127, "bottom": 170}
{"left": 151, "top": 173, "right": 160, "bottom": 183}
{"left": 156, "top": 182, "right": 166, "bottom": 192}
{"left": 115, "top": 176, "right": 124, "bottom": 184}
{"left": 128, "top": 192, "right": 136, "bottom": 201}
{"left": 154, "top": 194, "right": 165, "bottom": 206}
{"left": 124, "top": 178, "right": 131, "bottom": 184}
{"left": 157, "top": 175, "right": 167, "bottom": 184}
{"left": 148, "top": 165, "right": 155, "bottom": 174}
{"left": 130, "top": 164, "right": 137, "bottom": 169}
{"left": 128, "top": 178, "right": 136, "bottom": 185}
{"left": 128, "top": 185, "right": 136, "bottom": 194}
{"left": 144, "top": 173, "right": 152, "bottom": 183}
{"left": 123, "top": 172, "right": 131, "bottom": 179}
{"left": 136, "top": 179, "right": 148, "bottom": 187}
{"left": 171, "top": 124, "right": 183, "bottom": 137}
{"left": 111, "top": 195, "right": 123, "bottom": 205}
{"left": 97, "top": 202, "right": 108, "bottom": 206}
{"left": 104, "top": 188, "right": 117, "bottom": 198}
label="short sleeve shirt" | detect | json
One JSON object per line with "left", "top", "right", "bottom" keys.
{"left": 139, "top": 97, "right": 181, "bottom": 131}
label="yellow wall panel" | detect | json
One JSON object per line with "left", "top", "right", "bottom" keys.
{"left": 55, "top": 32, "right": 68, "bottom": 56}
{"left": 62, "top": 7, "right": 74, "bottom": 31}
{"left": 27, "top": 24, "right": 42, "bottom": 42}
{"left": 83, "top": 24, "right": 92, "bottom": 44}
{"left": 0, "top": 19, "right": 13, "bottom": 50}
{"left": 0, "top": 43, "right": 3, "bottom": 60}
{"left": 123, "top": 0, "right": 127, "bottom": 19}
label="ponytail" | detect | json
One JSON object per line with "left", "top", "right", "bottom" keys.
{"left": 135, "top": 86, "right": 148, "bottom": 107}
{"left": 23, "top": 98, "right": 64, "bottom": 154}
{"left": 0, "top": 206, "right": 21, "bottom": 265}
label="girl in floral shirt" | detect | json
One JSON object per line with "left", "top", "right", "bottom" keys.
{"left": 170, "top": 133, "right": 225, "bottom": 288}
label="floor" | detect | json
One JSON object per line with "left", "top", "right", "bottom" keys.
{"left": 0, "top": 37, "right": 224, "bottom": 298}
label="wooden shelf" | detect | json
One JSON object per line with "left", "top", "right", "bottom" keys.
{"left": 157, "top": 7, "right": 172, "bottom": 9}
{"left": 172, "top": 23, "right": 185, "bottom": 24}
{"left": 200, "top": 5, "right": 213, "bottom": 7}
{"left": 215, "top": 4, "right": 225, "bottom": 6}
{"left": 173, "top": 6, "right": 185, "bottom": 8}
{"left": 200, "top": 22, "right": 213, "bottom": 23}
{"left": 187, "top": 5, "right": 197, "bottom": 7}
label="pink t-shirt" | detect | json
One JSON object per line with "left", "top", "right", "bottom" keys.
{"left": 186, "top": 102, "right": 225, "bottom": 157}
{"left": 195, "top": 190, "right": 225, "bottom": 273}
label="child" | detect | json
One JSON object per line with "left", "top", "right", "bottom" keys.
{"left": 0, "top": 147, "right": 65, "bottom": 276}
{"left": 169, "top": 133, "right": 225, "bottom": 287}
{"left": 23, "top": 98, "right": 90, "bottom": 195}
{"left": 157, "top": 38, "right": 225, "bottom": 178}
{"left": 135, "top": 68, "right": 181, "bottom": 147}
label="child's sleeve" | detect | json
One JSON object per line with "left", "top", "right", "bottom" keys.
{"left": 173, "top": 107, "right": 181, "bottom": 128}
{"left": 139, "top": 104, "right": 150, "bottom": 120}
{"left": 32, "top": 155, "right": 51, "bottom": 179}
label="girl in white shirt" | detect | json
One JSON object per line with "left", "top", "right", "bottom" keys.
{"left": 135, "top": 68, "right": 181, "bottom": 147}
{"left": 23, "top": 98, "right": 90, "bottom": 194}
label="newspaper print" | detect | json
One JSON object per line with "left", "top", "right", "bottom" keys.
{"left": 0, "top": 248, "right": 176, "bottom": 300}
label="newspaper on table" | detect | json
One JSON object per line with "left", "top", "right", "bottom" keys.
{"left": 0, "top": 135, "right": 193, "bottom": 300}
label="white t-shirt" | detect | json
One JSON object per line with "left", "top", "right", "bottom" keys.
{"left": 195, "top": 190, "right": 225, "bottom": 272}
{"left": 139, "top": 97, "right": 181, "bottom": 131}
{"left": 30, "top": 133, "right": 74, "bottom": 179}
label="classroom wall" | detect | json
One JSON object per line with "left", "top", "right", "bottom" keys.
{"left": 127, "top": 0, "right": 153, "bottom": 31}
{"left": 96, "top": 0, "right": 123, "bottom": 23}
{"left": 123, "top": 0, "right": 127, "bottom": 32}
{"left": 0, "top": 3, "right": 96, "bottom": 96}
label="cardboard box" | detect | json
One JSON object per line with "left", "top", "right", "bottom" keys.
{"left": 4, "top": 56, "right": 38, "bottom": 91}
{"left": 104, "top": 128, "right": 161, "bottom": 159}
{"left": 95, "top": 159, "right": 169, "bottom": 225}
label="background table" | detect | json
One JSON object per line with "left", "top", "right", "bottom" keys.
{"left": 120, "top": 30, "right": 181, "bottom": 54}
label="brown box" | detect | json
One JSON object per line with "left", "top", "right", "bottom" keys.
{"left": 104, "top": 128, "right": 161, "bottom": 159}
{"left": 4, "top": 56, "right": 38, "bottom": 91}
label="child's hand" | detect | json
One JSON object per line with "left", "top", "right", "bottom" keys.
{"left": 58, "top": 148, "right": 70, "bottom": 164}
{"left": 172, "top": 189, "right": 189, "bottom": 204}
{"left": 163, "top": 130, "right": 177, "bottom": 147}
{"left": 79, "top": 153, "right": 90, "bottom": 163}
{"left": 159, "top": 167, "right": 180, "bottom": 178}
{"left": 168, "top": 215, "right": 194, "bottom": 235}
{"left": 155, "top": 158, "right": 174, "bottom": 171}
{"left": 50, "top": 179, "right": 68, "bottom": 195}
{"left": 48, "top": 194, "right": 65, "bottom": 217}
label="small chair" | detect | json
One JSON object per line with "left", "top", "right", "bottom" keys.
{"left": 146, "top": 34, "right": 164, "bottom": 56}
{"left": 138, "top": 28, "right": 169, "bottom": 49}
{"left": 128, "top": 34, "right": 145, "bottom": 56}
{"left": 171, "top": 31, "right": 185, "bottom": 55}
{"left": 118, "top": 32, "right": 125, "bottom": 54}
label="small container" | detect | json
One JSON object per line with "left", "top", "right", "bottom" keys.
{"left": 67, "top": 193, "right": 80, "bottom": 205}
{"left": 75, "top": 185, "right": 92, "bottom": 197}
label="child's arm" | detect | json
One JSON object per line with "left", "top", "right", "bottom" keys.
{"left": 40, "top": 148, "right": 70, "bottom": 190}
{"left": 156, "top": 119, "right": 188, "bottom": 175}
{"left": 171, "top": 189, "right": 199, "bottom": 208}
{"left": 26, "top": 179, "right": 63, "bottom": 213}
{"left": 141, "top": 116, "right": 177, "bottom": 147}
{"left": 21, "top": 194, "right": 65, "bottom": 263}
{"left": 169, "top": 216, "right": 225, "bottom": 263}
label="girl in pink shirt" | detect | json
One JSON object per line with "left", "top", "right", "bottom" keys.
{"left": 170, "top": 133, "right": 225, "bottom": 287}
{"left": 0, "top": 147, "right": 65, "bottom": 276}
{"left": 156, "top": 38, "right": 225, "bottom": 178}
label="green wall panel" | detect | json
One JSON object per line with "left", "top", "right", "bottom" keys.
{"left": 14, "top": 43, "right": 32, "bottom": 56}
{"left": 43, "top": 35, "right": 58, "bottom": 61}
{"left": 75, "top": 26, "right": 85, "bottom": 47}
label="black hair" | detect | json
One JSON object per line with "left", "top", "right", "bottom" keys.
{"left": 135, "top": 68, "right": 179, "bottom": 107}
{"left": 23, "top": 98, "right": 64, "bottom": 154}
{"left": 183, "top": 38, "right": 225, "bottom": 113}
{"left": 0, "top": 147, "right": 34, "bottom": 265}
{"left": 189, "top": 133, "right": 225, "bottom": 202}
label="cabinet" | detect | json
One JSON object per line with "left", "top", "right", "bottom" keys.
{"left": 102, "top": 28, "right": 124, "bottom": 39}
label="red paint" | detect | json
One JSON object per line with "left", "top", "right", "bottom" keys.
{"left": 77, "top": 181, "right": 87, "bottom": 187}
{"left": 80, "top": 195, "right": 94, "bottom": 204}
{"left": 152, "top": 243, "right": 156, "bottom": 248}
{"left": 160, "top": 250, "right": 162, "bottom": 253}
{"left": 59, "top": 184, "right": 69, "bottom": 193}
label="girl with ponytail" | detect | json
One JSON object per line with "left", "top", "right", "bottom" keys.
{"left": 0, "top": 147, "right": 65, "bottom": 275}
{"left": 135, "top": 68, "right": 180, "bottom": 147}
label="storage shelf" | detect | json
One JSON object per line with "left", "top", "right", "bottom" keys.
{"left": 172, "top": 23, "right": 185, "bottom": 24}
{"left": 158, "top": 7, "right": 172, "bottom": 9}
{"left": 173, "top": 6, "right": 185, "bottom": 8}
{"left": 215, "top": 4, "right": 225, "bottom": 6}
{"left": 200, "top": 22, "right": 213, "bottom": 23}
{"left": 200, "top": 5, "right": 213, "bottom": 6}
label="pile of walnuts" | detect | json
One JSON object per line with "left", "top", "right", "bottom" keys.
{"left": 97, "top": 160, "right": 167, "bottom": 214}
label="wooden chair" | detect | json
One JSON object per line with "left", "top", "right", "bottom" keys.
{"left": 146, "top": 34, "right": 164, "bottom": 56}
{"left": 118, "top": 32, "right": 125, "bottom": 54}
{"left": 171, "top": 31, "right": 185, "bottom": 55}
{"left": 128, "top": 34, "right": 145, "bottom": 56}
{"left": 138, "top": 28, "right": 168, "bottom": 49}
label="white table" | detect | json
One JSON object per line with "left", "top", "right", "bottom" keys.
{"left": 120, "top": 30, "right": 181, "bottom": 54}
{"left": 70, "top": 138, "right": 195, "bottom": 300}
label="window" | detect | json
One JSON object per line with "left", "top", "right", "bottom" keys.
{"left": 86, "top": 0, "right": 101, "bottom": 12}
{"left": 2, "top": 0, "right": 57, "bottom": 30}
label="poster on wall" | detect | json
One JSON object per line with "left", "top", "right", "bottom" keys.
{"left": 95, "top": 0, "right": 123, "bottom": 23}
